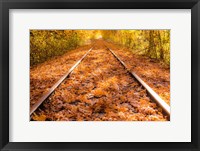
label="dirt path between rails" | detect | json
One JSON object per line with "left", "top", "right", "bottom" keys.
{"left": 31, "top": 40, "right": 168, "bottom": 121}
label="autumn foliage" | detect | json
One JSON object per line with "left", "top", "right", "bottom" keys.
{"left": 30, "top": 30, "right": 101, "bottom": 65}
{"left": 30, "top": 30, "right": 170, "bottom": 66}
{"left": 31, "top": 40, "right": 169, "bottom": 121}
{"left": 30, "top": 30, "right": 170, "bottom": 121}
{"left": 102, "top": 30, "right": 170, "bottom": 65}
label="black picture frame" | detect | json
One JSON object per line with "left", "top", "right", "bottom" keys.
{"left": 0, "top": 0, "right": 199, "bottom": 151}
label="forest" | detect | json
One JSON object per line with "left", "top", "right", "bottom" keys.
{"left": 30, "top": 30, "right": 170, "bottom": 66}
{"left": 30, "top": 30, "right": 170, "bottom": 121}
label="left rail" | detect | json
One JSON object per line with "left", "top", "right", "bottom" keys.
{"left": 30, "top": 47, "right": 93, "bottom": 115}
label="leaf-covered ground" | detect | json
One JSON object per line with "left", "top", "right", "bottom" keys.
{"left": 30, "top": 44, "right": 93, "bottom": 107}
{"left": 105, "top": 41, "right": 170, "bottom": 105}
{"left": 31, "top": 40, "right": 169, "bottom": 121}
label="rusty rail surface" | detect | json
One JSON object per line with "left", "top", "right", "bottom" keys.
{"left": 107, "top": 47, "right": 170, "bottom": 117}
{"left": 30, "top": 47, "right": 93, "bottom": 115}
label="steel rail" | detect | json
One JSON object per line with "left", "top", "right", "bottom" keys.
{"left": 30, "top": 47, "right": 93, "bottom": 115}
{"left": 107, "top": 47, "right": 170, "bottom": 117}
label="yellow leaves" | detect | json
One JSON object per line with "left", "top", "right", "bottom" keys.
{"left": 140, "top": 99, "right": 148, "bottom": 105}
{"left": 97, "top": 81, "right": 110, "bottom": 89}
{"left": 110, "top": 44, "right": 170, "bottom": 105}
{"left": 97, "top": 77, "right": 118, "bottom": 91}
{"left": 160, "top": 92, "right": 170, "bottom": 105}
{"left": 108, "top": 76, "right": 118, "bottom": 84}
{"left": 30, "top": 46, "right": 91, "bottom": 107}
{"left": 32, "top": 113, "right": 46, "bottom": 121}
{"left": 119, "top": 95, "right": 126, "bottom": 102}
{"left": 31, "top": 40, "right": 168, "bottom": 121}
{"left": 91, "top": 88, "right": 107, "bottom": 97}
{"left": 101, "top": 30, "right": 170, "bottom": 64}
{"left": 30, "top": 30, "right": 100, "bottom": 66}
{"left": 84, "top": 99, "right": 92, "bottom": 105}
{"left": 118, "top": 107, "right": 128, "bottom": 112}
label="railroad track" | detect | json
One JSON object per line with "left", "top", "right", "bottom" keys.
{"left": 30, "top": 44, "right": 170, "bottom": 120}
{"left": 30, "top": 47, "right": 93, "bottom": 115}
{"left": 107, "top": 47, "right": 170, "bottom": 117}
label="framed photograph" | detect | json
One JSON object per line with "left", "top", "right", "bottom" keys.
{"left": 0, "top": 0, "right": 199, "bottom": 150}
